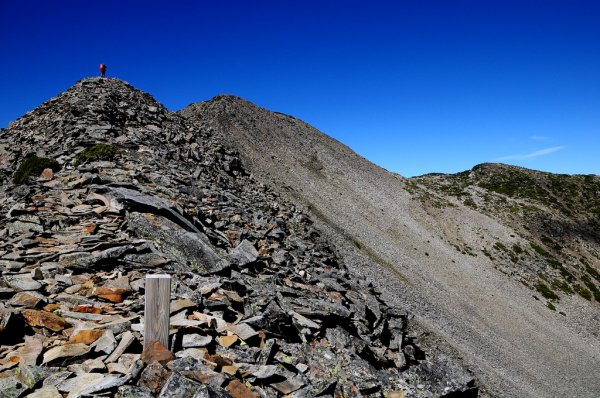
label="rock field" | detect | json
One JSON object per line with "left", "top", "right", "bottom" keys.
{"left": 0, "top": 78, "right": 478, "bottom": 398}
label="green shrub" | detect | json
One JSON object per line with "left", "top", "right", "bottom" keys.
{"left": 541, "top": 235, "right": 562, "bottom": 251}
{"left": 512, "top": 244, "right": 524, "bottom": 254}
{"left": 75, "top": 143, "right": 118, "bottom": 165}
{"left": 573, "top": 284, "right": 592, "bottom": 301}
{"left": 13, "top": 155, "right": 60, "bottom": 184}
{"left": 585, "top": 265, "right": 600, "bottom": 282}
{"left": 493, "top": 242, "right": 507, "bottom": 252}
{"left": 530, "top": 242, "right": 551, "bottom": 258}
{"left": 581, "top": 275, "right": 600, "bottom": 301}
{"left": 535, "top": 282, "right": 559, "bottom": 301}
{"left": 551, "top": 279, "right": 573, "bottom": 295}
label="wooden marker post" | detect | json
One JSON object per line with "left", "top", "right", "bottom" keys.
{"left": 144, "top": 274, "right": 171, "bottom": 350}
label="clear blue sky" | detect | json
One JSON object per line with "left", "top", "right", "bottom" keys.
{"left": 1, "top": 1, "right": 598, "bottom": 177}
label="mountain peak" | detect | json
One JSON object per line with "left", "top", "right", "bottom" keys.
{"left": 3, "top": 78, "right": 180, "bottom": 165}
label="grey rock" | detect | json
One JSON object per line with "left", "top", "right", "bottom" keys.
{"left": 127, "top": 212, "right": 225, "bottom": 275}
{"left": 23, "top": 386, "right": 62, "bottom": 398}
{"left": 232, "top": 322, "right": 257, "bottom": 341}
{"left": 116, "top": 385, "right": 154, "bottom": 398}
{"left": 4, "top": 274, "right": 42, "bottom": 291}
{"left": 157, "top": 372, "right": 202, "bottom": 398}
{"left": 182, "top": 333, "right": 212, "bottom": 348}
{"left": 92, "top": 329, "right": 117, "bottom": 354}
{"left": 8, "top": 221, "right": 43, "bottom": 235}
{"left": 105, "top": 331, "right": 135, "bottom": 363}
{"left": 229, "top": 239, "right": 257, "bottom": 266}
{"left": 0, "top": 376, "right": 29, "bottom": 398}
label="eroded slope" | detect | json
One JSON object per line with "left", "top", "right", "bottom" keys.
{"left": 182, "top": 95, "right": 600, "bottom": 398}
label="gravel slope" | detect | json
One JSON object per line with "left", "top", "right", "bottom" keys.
{"left": 181, "top": 95, "right": 600, "bottom": 398}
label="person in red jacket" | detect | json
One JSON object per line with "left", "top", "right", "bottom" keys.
{"left": 100, "top": 64, "right": 107, "bottom": 77}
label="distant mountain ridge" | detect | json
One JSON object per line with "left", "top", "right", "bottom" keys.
{"left": 412, "top": 163, "right": 600, "bottom": 303}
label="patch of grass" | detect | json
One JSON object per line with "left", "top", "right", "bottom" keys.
{"left": 581, "top": 275, "right": 600, "bottom": 302}
{"left": 585, "top": 265, "right": 600, "bottom": 283}
{"left": 573, "top": 284, "right": 592, "bottom": 301}
{"left": 551, "top": 279, "right": 573, "bottom": 295}
{"left": 351, "top": 237, "right": 363, "bottom": 250}
{"left": 13, "top": 155, "right": 60, "bottom": 184}
{"left": 75, "top": 143, "right": 119, "bottom": 165}
{"left": 403, "top": 181, "right": 418, "bottom": 192}
{"left": 541, "top": 235, "right": 562, "bottom": 251}
{"left": 546, "top": 259, "right": 576, "bottom": 283}
{"left": 482, "top": 248, "right": 493, "bottom": 259}
{"left": 478, "top": 169, "right": 549, "bottom": 201}
{"left": 512, "top": 244, "right": 524, "bottom": 255}
{"left": 547, "top": 258, "right": 562, "bottom": 269}
{"left": 493, "top": 241, "right": 507, "bottom": 252}
{"left": 546, "top": 302, "right": 556, "bottom": 311}
{"left": 530, "top": 242, "right": 551, "bottom": 258}
{"left": 535, "top": 282, "right": 559, "bottom": 301}
{"left": 559, "top": 268, "right": 576, "bottom": 283}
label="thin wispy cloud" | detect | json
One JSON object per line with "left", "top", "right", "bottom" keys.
{"left": 495, "top": 146, "right": 565, "bottom": 161}
{"left": 530, "top": 135, "right": 550, "bottom": 141}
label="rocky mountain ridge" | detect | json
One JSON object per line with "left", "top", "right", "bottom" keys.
{"left": 0, "top": 78, "right": 478, "bottom": 398}
{"left": 181, "top": 94, "right": 600, "bottom": 398}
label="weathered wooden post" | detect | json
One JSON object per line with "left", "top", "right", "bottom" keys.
{"left": 144, "top": 274, "right": 171, "bottom": 350}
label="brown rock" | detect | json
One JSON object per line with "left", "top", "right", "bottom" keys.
{"left": 217, "top": 334, "right": 238, "bottom": 348}
{"left": 169, "top": 299, "right": 196, "bottom": 314}
{"left": 138, "top": 362, "right": 172, "bottom": 395}
{"left": 43, "top": 303, "right": 61, "bottom": 312}
{"left": 40, "top": 168, "right": 54, "bottom": 181}
{"left": 72, "top": 305, "right": 103, "bottom": 314}
{"left": 22, "top": 309, "right": 70, "bottom": 332}
{"left": 9, "top": 292, "right": 43, "bottom": 308}
{"left": 387, "top": 392, "right": 405, "bottom": 398}
{"left": 226, "top": 379, "right": 259, "bottom": 398}
{"left": 69, "top": 329, "right": 105, "bottom": 345}
{"left": 82, "top": 224, "right": 97, "bottom": 234}
{"left": 0, "top": 354, "right": 19, "bottom": 371}
{"left": 141, "top": 340, "right": 175, "bottom": 365}
{"left": 204, "top": 353, "right": 232, "bottom": 367}
{"left": 221, "top": 365, "right": 238, "bottom": 375}
{"left": 91, "top": 287, "right": 129, "bottom": 303}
